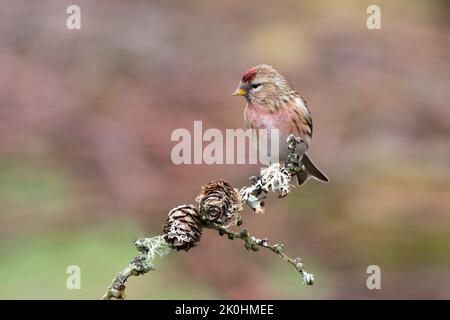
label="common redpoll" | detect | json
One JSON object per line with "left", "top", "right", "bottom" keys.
{"left": 233, "top": 64, "right": 329, "bottom": 185}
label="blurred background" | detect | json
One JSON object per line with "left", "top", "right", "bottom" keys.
{"left": 0, "top": 0, "right": 449, "bottom": 299}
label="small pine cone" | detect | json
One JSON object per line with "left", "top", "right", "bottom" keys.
{"left": 163, "top": 205, "right": 203, "bottom": 251}
{"left": 196, "top": 179, "right": 243, "bottom": 227}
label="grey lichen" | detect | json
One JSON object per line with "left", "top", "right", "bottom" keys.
{"left": 102, "top": 235, "right": 170, "bottom": 300}
{"left": 239, "top": 134, "right": 305, "bottom": 213}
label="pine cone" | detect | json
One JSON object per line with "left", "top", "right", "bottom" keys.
{"left": 163, "top": 205, "right": 203, "bottom": 251}
{"left": 196, "top": 179, "right": 243, "bottom": 227}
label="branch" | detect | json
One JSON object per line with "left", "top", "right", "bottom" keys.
{"left": 204, "top": 221, "right": 314, "bottom": 285}
{"left": 239, "top": 134, "right": 305, "bottom": 213}
{"left": 102, "top": 134, "right": 316, "bottom": 299}
{"left": 102, "top": 236, "right": 170, "bottom": 300}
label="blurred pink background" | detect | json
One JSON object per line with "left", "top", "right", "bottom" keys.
{"left": 0, "top": 0, "right": 449, "bottom": 299}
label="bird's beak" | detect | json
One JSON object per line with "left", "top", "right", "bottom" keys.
{"left": 232, "top": 88, "right": 246, "bottom": 96}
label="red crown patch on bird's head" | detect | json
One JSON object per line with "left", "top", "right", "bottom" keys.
{"left": 242, "top": 66, "right": 258, "bottom": 83}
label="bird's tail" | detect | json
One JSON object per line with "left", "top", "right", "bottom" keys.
{"left": 297, "top": 153, "right": 329, "bottom": 186}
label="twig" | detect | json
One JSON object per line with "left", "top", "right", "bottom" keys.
{"left": 102, "top": 235, "right": 170, "bottom": 300}
{"left": 204, "top": 221, "right": 314, "bottom": 285}
{"left": 239, "top": 134, "right": 305, "bottom": 213}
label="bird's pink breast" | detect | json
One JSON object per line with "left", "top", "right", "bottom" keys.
{"left": 245, "top": 103, "right": 296, "bottom": 160}
{"left": 245, "top": 103, "right": 292, "bottom": 134}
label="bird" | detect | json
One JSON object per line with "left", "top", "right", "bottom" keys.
{"left": 232, "top": 64, "right": 329, "bottom": 186}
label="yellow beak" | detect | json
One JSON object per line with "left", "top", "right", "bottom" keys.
{"left": 232, "top": 88, "right": 246, "bottom": 96}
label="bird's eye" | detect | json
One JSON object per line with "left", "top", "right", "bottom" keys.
{"left": 251, "top": 83, "right": 261, "bottom": 89}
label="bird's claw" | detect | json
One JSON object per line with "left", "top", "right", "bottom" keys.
{"left": 287, "top": 134, "right": 304, "bottom": 152}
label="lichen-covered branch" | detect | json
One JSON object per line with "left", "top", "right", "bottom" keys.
{"left": 102, "top": 236, "right": 171, "bottom": 300}
{"left": 102, "top": 134, "right": 316, "bottom": 299}
{"left": 239, "top": 134, "right": 305, "bottom": 213}
{"left": 204, "top": 221, "right": 314, "bottom": 285}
